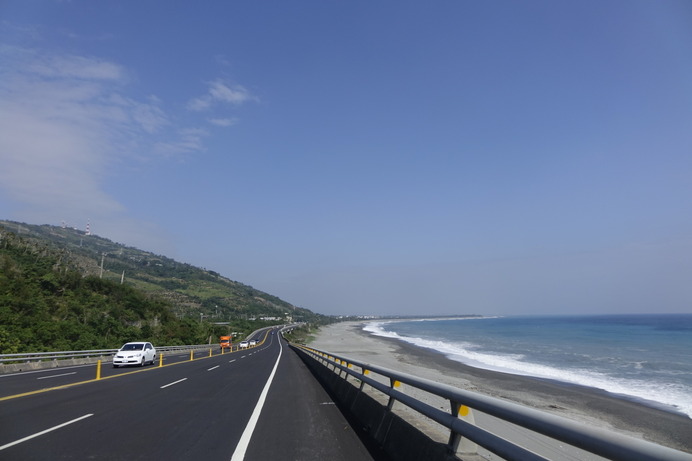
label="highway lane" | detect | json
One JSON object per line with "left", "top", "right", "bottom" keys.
{"left": 243, "top": 334, "right": 375, "bottom": 460}
{"left": 0, "top": 329, "right": 279, "bottom": 459}
{"left": 0, "top": 342, "right": 264, "bottom": 399}
{"left": 0, "top": 364, "right": 100, "bottom": 397}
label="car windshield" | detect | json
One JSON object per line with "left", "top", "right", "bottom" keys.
{"left": 121, "top": 344, "right": 144, "bottom": 351}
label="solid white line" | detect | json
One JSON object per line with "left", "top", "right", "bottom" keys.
{"left": 37, "top": 372, "right": 77, "bottom": 380}
{"left": 160, "top": 378, "right": 187, "bottom": 389}
{"left": 230, "top": 339, "right": 283, "bottom": 461}
{"left": 207, "top": 365, "right": 220, "bottom": 371}
{"left": 0, "top": 414, "right": 93, "bottom": 451}
{"left": 0, "top": 364, "right": 95, "bottom": 378}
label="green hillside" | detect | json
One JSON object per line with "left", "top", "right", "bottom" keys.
{"left": 0, "top": 220, "right": 331, "bottom": 353}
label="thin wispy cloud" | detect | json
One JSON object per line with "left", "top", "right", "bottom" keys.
{"left": 28, "top": 53, "right": 126, "bottom": 81}
{"left": 187, "top": 79, "right": 256, "bottom": 111}
{"left": 0, "top": 45, "right": 198, "bottom": 236}
{"left": 155, "top": 127, "right": 209, "bottom": 156}
{"left": 0, "top": 41, "right": 259, "bottom": 242}
{"left": 108, "top": 94, "right": 169, "bottom": 134}
{"left": 208, "top": 117, "right": 238, "bottom": 127}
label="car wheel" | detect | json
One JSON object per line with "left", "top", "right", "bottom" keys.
{"left": 141, "top": 357, "right": 146, "bottom": 367}
{"left": 151, "top": 355, "right": 156, "bottom": 365}
{"left": 113, "top": 364, "right": 118, "bottom": 368}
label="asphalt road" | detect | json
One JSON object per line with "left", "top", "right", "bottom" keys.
{"left": 0, "top": 328, "right": 375, "bottom": 460}
{"left": 0, "top": 346, "right": 222, "bottom": 399}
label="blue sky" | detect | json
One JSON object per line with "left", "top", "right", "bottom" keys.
{"left": 1, "top": 1, "right": 691, "bottom": 316}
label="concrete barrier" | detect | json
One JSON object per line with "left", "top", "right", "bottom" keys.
{"left": 0, "top": 356, "right": 108, "bottom": 374}
{"left": 292, "top": 345, "right": 460, "bottom": 461}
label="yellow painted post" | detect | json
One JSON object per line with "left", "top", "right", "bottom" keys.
{"left": 457, "top": 405, "right": 477, "bottom": 453}
{"left": 159, "top": 353, "right": 163, "bottom": 367}
{"left": 190, "top": 350, "right": 194, "bottom": 361}
{"left": 387, "top": 380, "right": 400, "bottom": 410}
{"left": 209, "top": 348, "right": 212, "bottom": 357}
{"left": 96, "top": 360, "right": 102, "bottom": 380}
{"left": 359, "top": 368, "right": 369, "bottom": 390}
{"left": 450, "top": 404, "right": 477, "bottom": 456}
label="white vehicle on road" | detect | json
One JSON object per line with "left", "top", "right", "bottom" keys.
{"left": 239, "top": 340, "right": 249, "bottom": 349}
{"left": 113, "top": 342, "right": 157, "bottom": 367}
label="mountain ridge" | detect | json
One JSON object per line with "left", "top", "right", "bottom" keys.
{"left": 0, "top": 219, "right": 329, "bottom": 352}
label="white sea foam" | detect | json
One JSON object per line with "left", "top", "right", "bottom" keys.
{"left": 363, "top": 321, "right": 692, "bottom": 418}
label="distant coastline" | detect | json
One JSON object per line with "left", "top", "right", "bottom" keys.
{"left": 342, "top": 314, "right": 487, "bottom": 321}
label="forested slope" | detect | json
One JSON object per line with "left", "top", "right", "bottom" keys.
{"left": 0, "top": 221, "right": 331, "bottom": 353}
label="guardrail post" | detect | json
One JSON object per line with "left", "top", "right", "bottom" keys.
{"left": 159, "top": 353, "right": 163, "bottom": 367}
{"left": 209, "top": 348, "right": 212, "bottom": 357}
{"left": 448, "top": 402, "right": 477, "bottom": 456}
{"left": 359, "top": 368, "right": 369, "bottom": 391}
{"left": 96, "top": 360, "right": 102, "bottom": 380}
{"left": 190, "top": 350, "right": 194, "bottom": 361}
{"left": 387, "top": 379, "right": 401, "bottom": 410}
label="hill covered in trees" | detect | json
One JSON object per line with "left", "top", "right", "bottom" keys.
{"left": 0, "top": 220, "right": 333, "bottom": 353}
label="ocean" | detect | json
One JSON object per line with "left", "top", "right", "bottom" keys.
{"left": 363, "top": 314, "right": 692, "bottom": 419}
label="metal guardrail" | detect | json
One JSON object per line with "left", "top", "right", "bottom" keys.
{"left": 0, "top": 344, "right": 215, "bottom": 364}
{"left": 294, "top": 344, "right": 692, "bottom": 461}
{"left": 0, "top": 328, "right": 282, "bottom": 367}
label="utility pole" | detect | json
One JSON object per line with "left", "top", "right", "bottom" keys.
{"left": 100, "top": 253, "right": 105, "bottom": 278}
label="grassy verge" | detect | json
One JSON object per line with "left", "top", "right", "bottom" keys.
{"left": 282, "top": 324, "right": 320, "bottom": 345}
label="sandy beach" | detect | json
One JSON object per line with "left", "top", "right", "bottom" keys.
{"left": 309, "top": 321, "right": 692, "bottom": 458}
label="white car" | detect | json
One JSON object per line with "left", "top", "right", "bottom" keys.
{"left": 239, "top": 341, "right": 249, "bottom": 349}
{"left": 113, "top": 342, "right": 157, "bottom": 368}
{"left": 249, "top": 339, "right": 258, "bottom": 346}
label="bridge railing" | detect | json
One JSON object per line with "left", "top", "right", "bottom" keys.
{"left": 0, "top": 344, "right": 215, "bottom": 364}
{"left": 292, "top": 344, "right": 692, "bottom": 461}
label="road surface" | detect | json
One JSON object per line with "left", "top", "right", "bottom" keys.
{"left": 0, "top": 329, "right": 375, "bottom": 460}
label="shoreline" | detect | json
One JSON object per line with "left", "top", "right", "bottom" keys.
{"left": 309, "top": 321, "right": 692, "bottom": 454}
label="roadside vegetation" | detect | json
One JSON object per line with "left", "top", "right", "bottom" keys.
{"left": 281, "top": 323, "right": 321, "bottom": 345}
{"left": 0, "top": 221, "right": 335, "bottom": 353}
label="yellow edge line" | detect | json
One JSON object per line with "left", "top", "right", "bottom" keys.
{"left": 0, "top": 347, "right": 245, "bottom": 402}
